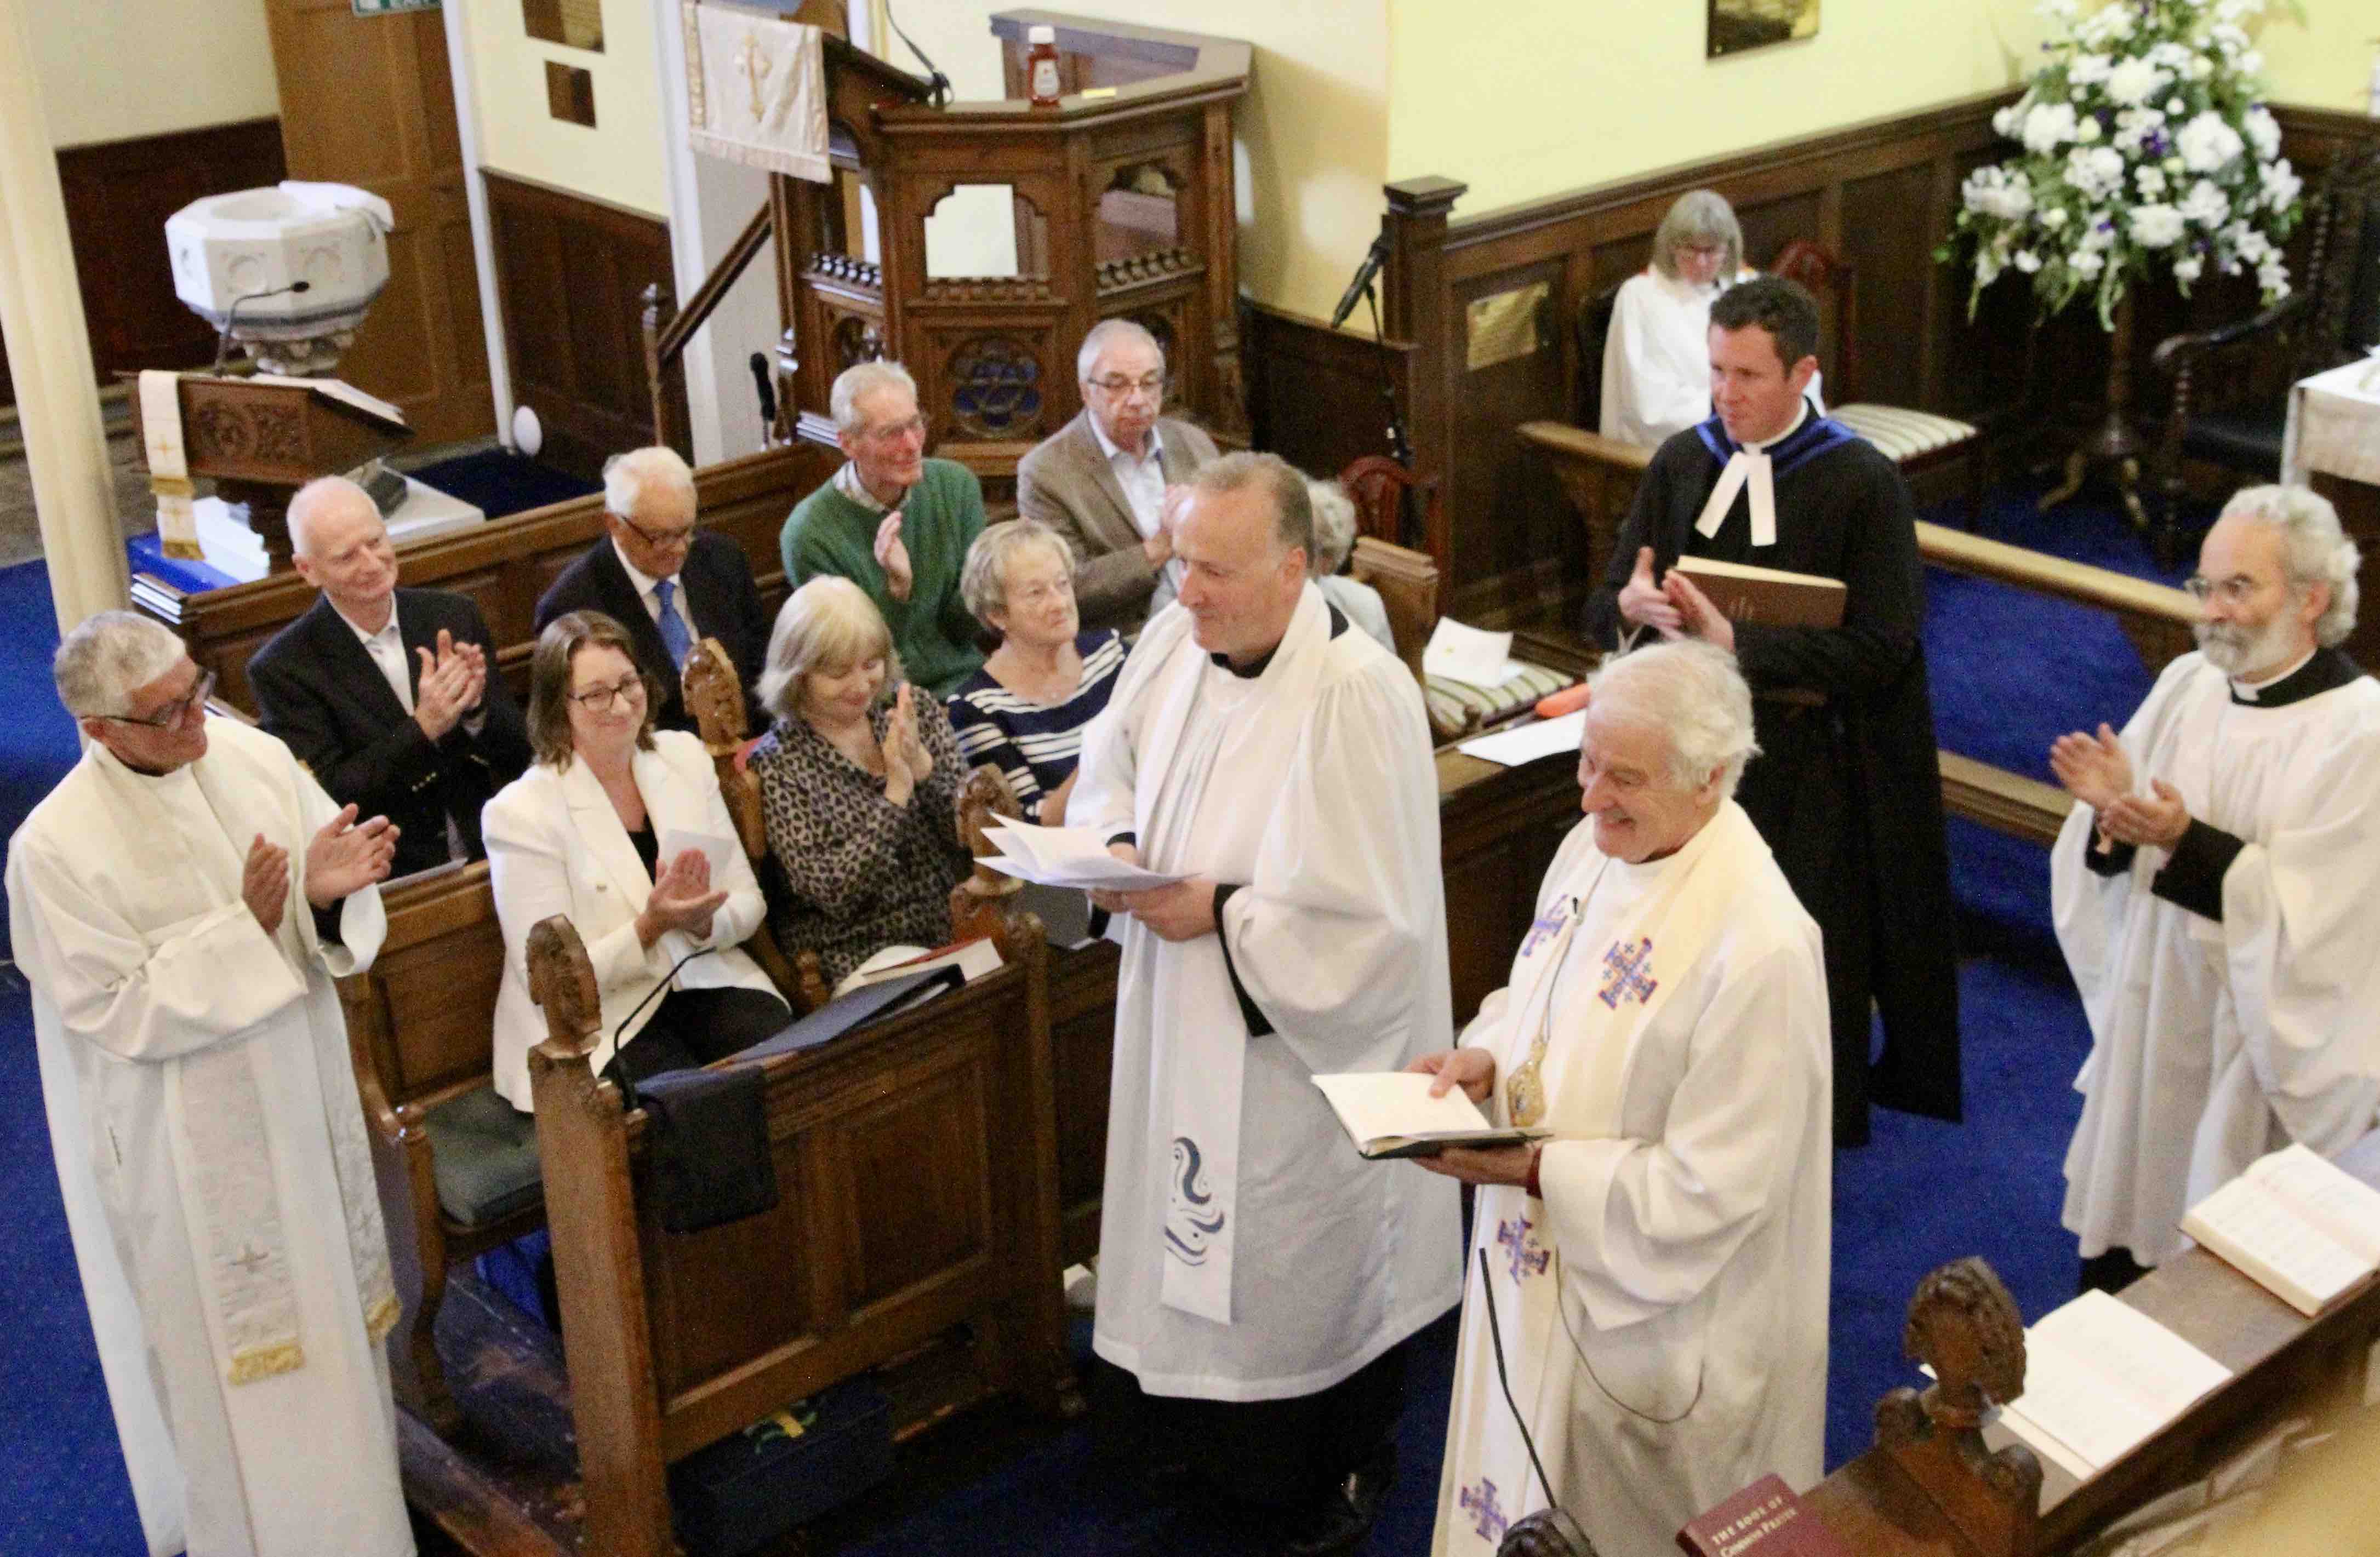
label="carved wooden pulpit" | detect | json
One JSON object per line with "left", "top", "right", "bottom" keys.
{"left": 125, "top": 373, "right": 412, "bottom": 572}
{"left": 650, "top": 10, "right": 1251, "bottom": 503}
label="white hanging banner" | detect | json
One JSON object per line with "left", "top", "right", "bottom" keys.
{"left": 138, "top": 371, "right": 203, "bottom": 561}
{"left": 681, "top": 2, "right": 831, "bottom": 184}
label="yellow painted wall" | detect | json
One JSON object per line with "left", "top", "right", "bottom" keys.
{"left": 865, "top": 1, "right": 1391, "bottom": 322}
{"left": 29, "top": 0, "right": 280, "bottom": 150}
{"left": 1385, "top": 1, "right": 2365, "bottom": 225}
{"left": 457, "top": 0, "right": 671, "bottom": 217}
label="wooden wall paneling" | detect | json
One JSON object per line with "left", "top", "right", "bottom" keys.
{"left": 1238, "top": 301, "right": 1417, "bottom": 490}
{"left": 52, "top": 119, "right": 289, "bottom": 384}
{"left": 482, "top": 171, "right": 686, "bottom": 478}
{"left": 266, "top": 0, "right": 493, "bottom": 445}
{"left": 1446, "top": 256, "right": 1574, "bottom": 618}
{"left": 1839, "top": 164, "right": 1938, "bottom": 407}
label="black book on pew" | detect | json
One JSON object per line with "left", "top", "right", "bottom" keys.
{"left": 739, "top": 965, "right": 966, "bottom": 1064}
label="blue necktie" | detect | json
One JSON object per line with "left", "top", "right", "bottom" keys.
{"left": 654, "top": 577, "right": 692, "bottom": 670}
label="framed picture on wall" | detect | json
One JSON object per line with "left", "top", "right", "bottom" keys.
{"left": 1708, "top": 0, "right": 1819, "bottom": 58}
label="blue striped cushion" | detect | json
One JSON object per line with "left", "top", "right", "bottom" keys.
{"left": 1831, "top": 404, "right": 1977, "bottom": 461}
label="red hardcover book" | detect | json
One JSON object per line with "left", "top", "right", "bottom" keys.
{"left": 1676, "top": 1474, "right": 1853, "bottom": 1557}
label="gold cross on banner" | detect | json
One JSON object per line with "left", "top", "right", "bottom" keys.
{"left": 735, "top": 31, "right": 774, "bottom": 121}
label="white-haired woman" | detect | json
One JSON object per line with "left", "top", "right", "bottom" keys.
{"left": 747, "top": 576, "right": 973, "bottom": 987}
{"left": 1602, "top": 190, "right": 1771, "bottom": 449}
{"left": 1304, "top": 479, "right": 1397, "bottom": 656}
{"left": 946, "top": 519, "right": 1129, "bottom": 825}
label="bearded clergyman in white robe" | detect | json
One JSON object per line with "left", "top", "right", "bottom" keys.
{"left": 8, "top": 612, "right": 413, "bottom": 1557}
{"left": 1414, "top": 641, "right": 1830, "bottom": 1557}
{"left": 2052, "top": 485, "right": 2380, "bottom": 1294}
{"left": 1074, "top": 452, "right": 1462, "bottom": 1555}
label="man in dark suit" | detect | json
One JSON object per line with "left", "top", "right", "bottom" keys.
{"left": 533, "top": 444, "right": 769, "bottom": 732}
{"left": 251, "top": 476, "right": 534, "bottom": 880}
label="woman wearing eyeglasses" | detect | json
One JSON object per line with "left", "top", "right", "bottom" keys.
{"left": 747, "top": 577, "right": 974, "bottom": 990}
{"left": 483, "top": 610, "right": 789, "bottom": 1109}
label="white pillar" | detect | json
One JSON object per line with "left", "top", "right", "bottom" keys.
{"left": 0, "top": 0, "right": 131, "bottom": 633}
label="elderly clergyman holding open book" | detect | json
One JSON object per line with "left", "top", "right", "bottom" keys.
{"left": 1411, "top": 640, "right": 1831, "bottom": 1557}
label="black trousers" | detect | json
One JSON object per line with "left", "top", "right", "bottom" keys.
{"left": 1091, "top": 1337, "right": 1412, "bottom": 1509}
{"left": 2080, "top": 1246, "right": 2150, "bottom": 1296}
{"left": 603, "top": 985, "right": 790, "bottom": 1091}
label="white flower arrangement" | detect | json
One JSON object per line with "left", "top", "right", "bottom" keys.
{"left": 1945, "top": 0, "right": 2305, "bottom": 328}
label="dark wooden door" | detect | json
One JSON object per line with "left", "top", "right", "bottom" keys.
{"left": 264, "top": 0, "right": 493, "bottom": 445}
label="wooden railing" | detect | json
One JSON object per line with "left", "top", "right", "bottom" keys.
{"left": 641, "top": 201, "right": 777, "bottom": 453}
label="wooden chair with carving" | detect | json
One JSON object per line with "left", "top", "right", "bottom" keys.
{"left": 1769, "top": 239, "right": 1988, "bottom": 526}
{"left": 2150, "top": 140, "right": 2380, "bottom": 563}
{"left": 1338, "top": 453, "right": 1451, "bottom": 574}
{"left": 682, "top": 637, "right": 831, "bottom": 1014}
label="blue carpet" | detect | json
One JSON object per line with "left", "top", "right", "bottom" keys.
{"left": 0, "top": 480, "right": 2187, "bottom": 1552}
{"left": 408, "top": 450, "right": 598, "bottom": 519}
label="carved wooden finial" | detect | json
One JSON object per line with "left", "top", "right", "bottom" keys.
{"left": 949, "top": 764, "right": 1030, "bottom": 953}
{"left": 682, "top": 636, "right": 749, "bottom": 754}
{"left": 527, "top": 914, "right": 602, "bottom": 1057}
{"left": 1904, "top": 1256, "right": 2028, "bottom": 1433}
{"left": 1873, "top": 1256, "right": 2041, "bottom": 1557}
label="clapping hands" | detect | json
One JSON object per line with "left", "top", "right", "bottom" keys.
{"left": 414, "top": 629, "right": 488, "bottom": 740}
{"left": 878, "top": 684, "right": 933, "bottom": 806}
{"left": 2051, "top": 725, "right": 2190, "bottom": 850}
{"left": 874, "top": 511, "right": 914, "bottom": 602}
{"left": 1614, "top": 548, "right": 1736, "bottom": 651}
{"left": 639, "top": 847, "right": 728, "bottom": 946}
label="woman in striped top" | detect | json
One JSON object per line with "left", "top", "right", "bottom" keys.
{"left": 946, "top": 519, "right": 1128, "bottom": 824}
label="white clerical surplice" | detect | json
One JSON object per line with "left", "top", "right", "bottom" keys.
{"left": 1071, "top": 585, "right": 1462, "bottom": 1400}
{"left": 2055, "top": 650, "right": 2380, "bottom": 1268}
{"left": 10, "top": 717, "right": 413, "bottom": 1557}
{"left": 1434, "top": 804, "right": 1830, "bottom": 1557}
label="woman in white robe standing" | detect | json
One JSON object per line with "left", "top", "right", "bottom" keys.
{"left": 10, "top": 612, "right": 413, "bottom": 1557}
{"left": 1414, "top": 642, "right": 1830, "bottom": 1557}
{"left": 1601, "top": 190, "right": 1821, "bottom": 449}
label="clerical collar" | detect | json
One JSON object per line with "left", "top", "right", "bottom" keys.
{"left": 1208, "top": 602, "right": 1348, "bottom": 678}
{"left": 2228, "top": 645, "right": 2361, "bottom": 707}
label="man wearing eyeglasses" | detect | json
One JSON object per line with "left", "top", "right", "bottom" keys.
{"left": 535, "top": 444, "right": 772, "bottom": 731}
{"left": 780, "top": 360, "right": 989, "bottom": 695}
{"left": 2050, "top": 484, "right": 2380, "bottom": 1297}
{"left": 251, "top": 475, "right": 533, "bottom": 880}
{"left": 1018, "top": 318, "right": 1219, "bottom": 634}
{"left": 9, "top": 610, "right": 412, "bottom": 1557}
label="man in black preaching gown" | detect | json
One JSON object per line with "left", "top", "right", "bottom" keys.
{"left": 1583, "top": 275, "right": 1961, "bottom": 1146}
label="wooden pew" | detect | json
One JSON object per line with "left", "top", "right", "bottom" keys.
{"left": 1514, "top": 419, "right": 2200, "bottom": 846}
{"left": 339, "top": 860, "right": 538, "bottom": 1436}
{"left": 525, "top": 915, "right": 1072, "bottom": 1556}
{"left": 1785, "top": 1129, "right": 2380, "bottom": 1556}
{"left": 134, "top": 441, "right": 838, "bottom": 715}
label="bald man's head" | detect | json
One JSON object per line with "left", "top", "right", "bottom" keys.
{"left": 289, "top": 476, "right": 398, "bottom": 628}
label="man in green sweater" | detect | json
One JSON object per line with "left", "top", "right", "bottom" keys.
{"left": 780, "top": 360, "right": 989, "bottom": 696}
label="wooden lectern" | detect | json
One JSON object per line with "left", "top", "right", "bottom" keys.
{"left": 125, "top": 374, "right": 412, "bottom": 573}
{"left": 647, "top": 10, "right": 1252, "bottom": 505}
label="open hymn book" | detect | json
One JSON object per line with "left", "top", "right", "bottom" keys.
{"left": 1311, "top": 1072, "right": 1548, "bottom": 1160}
{"left": 2180, "top": 1142, "right": 2380, "bottom": 1317}
{"left": 975, "top": 820, "right": 1185, "bottom": 892}
{"left": 1973, "top": 1289, "right": 2233, "bottom": 1511}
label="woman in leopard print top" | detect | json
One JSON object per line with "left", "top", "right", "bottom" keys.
{"left": 748, "top": 578, "right": 974, "bottom": 987}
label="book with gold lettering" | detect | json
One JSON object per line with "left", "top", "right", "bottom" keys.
{"left": 1670, "top": 557, "right": 1846, "bottom": 629}
{"left": 1676, "top": 1474, "right": 1852, "bottom": 1557}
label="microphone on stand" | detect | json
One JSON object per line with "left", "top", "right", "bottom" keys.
{"left": 1329, "top": 232, "right": 1394, "bottom": 331}
{"left": 212, "top": 279, "right": 312, "bottom": 374}
{"left": 747, "top": 351, "right": 779, "bottom": 441}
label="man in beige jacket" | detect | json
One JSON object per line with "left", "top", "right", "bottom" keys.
{"left": 1016, "top": 319, "right": 1220, "bottom": 634}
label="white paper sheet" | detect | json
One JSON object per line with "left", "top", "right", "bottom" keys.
{"left": 1456, "top": 709, "right": 1587, "bottom": 768}
{"left": 977, "top": 820, "right": 1188, "bottom": 891}
{"left": 658, "top": 827, "right": 739, "bottom": 882}
{"left": 1422, "top": 618, "right": 1515, "bottom": 686}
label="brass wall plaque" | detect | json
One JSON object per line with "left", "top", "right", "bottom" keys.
{"left": 1465, "top": 281, "right": 1549, "bottom": 373}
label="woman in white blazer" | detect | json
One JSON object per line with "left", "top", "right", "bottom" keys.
{"left": 484, "top": 610, "right": 787, "bottom": 1108}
